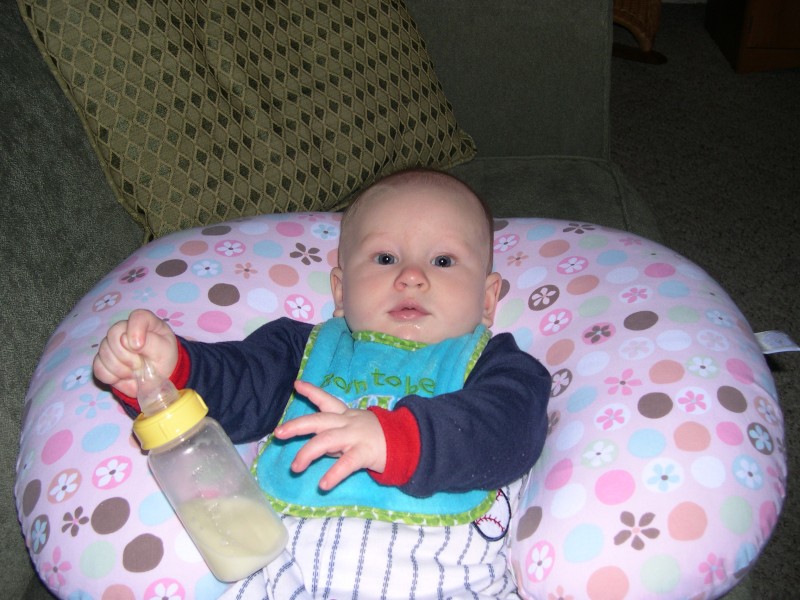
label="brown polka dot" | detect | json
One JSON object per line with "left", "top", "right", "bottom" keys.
{"left": 493, "top": 219, "right": 509, "bottom": 232}
{"left": 624, "top": 310, "right": 659, "bottom": 331}
{"left": 528, "top": 285, "right": 559, "bottom": 311}
{"left": 92, "top": 497, "right": 131, "bottom": 535}
{"left": 674, "top": 422, "right": 711, "bottom": 451}
{"left": 539, "top": 239, "right": 570, "bottom": 258}
{"left": 22, "top": 480, "right": 41, "bottom": 517}
{"left": 29, "top": 515, "right": 49, "bottom": 554}
{"left": 499, "top": 278, "right": 511, "bottom": 302}
{"left": 155, "top": 259, "right": 188, "bottom": 277}
{"left": 546, "top": 339, "right": 575, "bottom": 366}
{"left": 202, "top": 225, "right": 232, "bottom": 236}
{"left": 638, "top": 392, "right": 673, "bottom": 419}
{"left": 123, "top": 533, "right": 163, "bottom": 572}
{"left": 516, "top": 506, "right": 542, "bottom": 541}
{"left": 566, "top": 275, "right": 599, "bottom": 295}
{"left": 208, "top": 283, "right": 240, "bottom": 306}
{"left": 102, "top": 585, "right": 136, "bottom": 600}
{"left": 717, "top": 386, "right": 747, "bottom": 413}
{"left": 649, "top": 360, "right": 684, "bottom": 384}
{"left": 180, "top": 240, "right": 209, "bottom": 256}
{"left": 747, "top": 423, "right": 773, "bottom": 455}
{"left": 550, "top": 368, "right": 573, "bottom": 397}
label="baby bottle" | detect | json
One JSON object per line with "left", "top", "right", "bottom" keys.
{"left": 131, "top": 358, "right": 287, "bottom": 582}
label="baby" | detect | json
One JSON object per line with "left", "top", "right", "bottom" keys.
{"left": 94, "top": 168, "right": 551, "bottom": 598}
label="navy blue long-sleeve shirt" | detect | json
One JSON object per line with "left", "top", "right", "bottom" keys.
{"left": 182, "top": 317, "right": 551, "bottom": 498}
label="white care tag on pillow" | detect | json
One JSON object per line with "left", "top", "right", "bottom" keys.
{"left": 755, "top": 330, "right": 800, "bottom": 354}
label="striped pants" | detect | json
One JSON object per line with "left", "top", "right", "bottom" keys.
{"left": 224, "top": 482, "right": 522, "bottom": 600}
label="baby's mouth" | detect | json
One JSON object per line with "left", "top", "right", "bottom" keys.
{"left": 389, "top": 301, "right": 429, "bottom": 320}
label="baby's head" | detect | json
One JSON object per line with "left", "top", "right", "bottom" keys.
{"left": 331, "top": 168, "right": 501, "bottom": 344}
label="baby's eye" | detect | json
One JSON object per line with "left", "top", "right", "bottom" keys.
{"left": 374, "top": 253, "right": 397, "bottom": 265}
{"left": 432, "top": 255, "right": 454, "bottom": 268}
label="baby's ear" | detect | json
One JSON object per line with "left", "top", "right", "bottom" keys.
{"left": 482, "top": 272, "right": 503, "bottom": 327}
{"left": 330, "top": 267, "right": 345, "bottom": 317}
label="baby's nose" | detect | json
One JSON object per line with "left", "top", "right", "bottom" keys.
{"left": 395, "top": 264, "right": 429, "bottom": 289}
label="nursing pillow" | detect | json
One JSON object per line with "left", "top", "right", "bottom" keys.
{"left": 16, "top": 214, "right": 785, "bottom": 599}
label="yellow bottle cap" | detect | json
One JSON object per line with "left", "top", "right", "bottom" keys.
{"left": 132, "top": 389, "right": 209, "bottom": 450}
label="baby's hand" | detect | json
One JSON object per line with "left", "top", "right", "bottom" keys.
{"left": 92, "top": 309, "right": 178, "bottom": 399}
{"left": 274, "top": 380, "right": 387, "bottom": 491}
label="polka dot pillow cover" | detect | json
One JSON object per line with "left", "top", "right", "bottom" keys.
{"left": 16, "top": 214, "right": 785, "bottom": 599}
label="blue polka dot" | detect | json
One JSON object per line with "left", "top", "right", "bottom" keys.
{"left": 735, "top": 542, "right": 758, "bottom": 572}
{"left": 567, "top": 386, "right": 597, "bottom": 413}
{"left": 526, "top": 224, "right": 556, "bottom": 241}
{"left": 320, "top": 300, "right": 337, "bottom": 321}
{"left": 166, "top": 282, "right": 201, "bottom": 303}
{"left": 91, "top": 277, "right": 114, "bottom": 293}
{"left": 146, "top": 243, "right": 176, "bottom": 259}
{"left": 81, "top": 423, "right": 121, "bottom": 453}
{"left": 596, "top": 249, "right": 628, "bottom": 266}
{"left": 628, "top": 428, "right": 666, "bottom": 458}
{"left": 658, "top": 280, "right": 690, "bottom": 298}
{"left": 733, "top": 455, "right": 763, "bottom": 489}
{"left": 254, "top": 239, "right": 283, "bottom": 258}
{"left": 563, "top": 523, "right": 604, "bottom": 562}
{"left": 44, "top": 347, "right": 71, "bottom": 372}
{"left": 195, "top": 573, "right": 231, "bottom": 600}
{"left": 511, "top": 327, "right": 534, "bottom": 352}
{"left": 139, "top": 491, "right": 175, "bottom": 526}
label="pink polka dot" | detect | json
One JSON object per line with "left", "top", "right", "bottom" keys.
{"left": 327, "top": 248, "right": 338, "bottom": 267}
{"left": 716, "top": 421, "right": 744, "bottom": 445}
{"left": 595, "top": 470, "right": 635, "bottom": 505}
{"left": 760, "top": 500, "right": 778, "bottom": 538}
{"left": 41, "top": 430, "right": 73, "bottom": 465}
{"left": 726, "top": 358, "right": 755, "bottom": 385}
{"left": 587, "top": 566, "right": 629, "bottom": 600}
{"left": 545, "top": 458, "right": 573, "bottom": 490}
{"left": 197, "top": 311, "right": 232, "bottom": 334}
{"left": 644, "top": 262, "right": 676, "bottom": 278}
{"left": 668, "top": 501, "right": 708, "bottom": 540}
{"left": 269, "top": 264, "right": 300, "bottom": 287}
{"left": 276, "top": 221, "right": 305, "bottom": 237}
{"left": 144, "top": 579, "right": 184, "bottom": 600}
{"left": 180, "top": 240, "right": 209, "bottom": 256}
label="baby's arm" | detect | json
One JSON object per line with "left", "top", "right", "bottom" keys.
{"left": 397, "top": 333, "right": 552, "bottom": 497}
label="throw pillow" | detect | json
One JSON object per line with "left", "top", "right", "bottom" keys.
{"left": 19, "top": 0, "right": 476, "bottom": 239}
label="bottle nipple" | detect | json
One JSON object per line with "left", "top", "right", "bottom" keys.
{"left": 134, "top": 357, "right": 180, "bottom": 417}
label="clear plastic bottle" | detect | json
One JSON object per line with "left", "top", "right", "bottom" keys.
{"left": 131, "top": 359, "right": 287, "bottom": 582}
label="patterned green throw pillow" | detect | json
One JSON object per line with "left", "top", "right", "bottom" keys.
{"left": 20, "top": 0, "right": 476, "bottom": 239}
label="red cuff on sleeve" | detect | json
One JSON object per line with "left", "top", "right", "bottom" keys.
{"left": 367, "top": 406, "right": 421, "bottom": 487}
{"left": 111, "top": 342, "right": 191, "bottom": 413}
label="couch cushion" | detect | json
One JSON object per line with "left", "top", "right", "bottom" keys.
{"left": 20, "top": 0, "right": 476, "bottom": 239}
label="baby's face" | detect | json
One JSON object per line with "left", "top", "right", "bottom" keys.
{"left": 331, "top": 183, "right": 500, "bottom": 344}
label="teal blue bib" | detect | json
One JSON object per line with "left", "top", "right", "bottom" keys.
{"left": 255, "top": 317, "right": 495, "bottom": 526}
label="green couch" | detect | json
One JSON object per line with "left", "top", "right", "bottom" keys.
{"left": 2, "top": 1, "right": 660, "bottom": 597}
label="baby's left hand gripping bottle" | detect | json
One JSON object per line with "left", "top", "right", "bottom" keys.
{"left": 131, "top": 358, "right": 287, "bottom": 582}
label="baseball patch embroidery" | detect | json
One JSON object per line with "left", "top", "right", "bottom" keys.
{"left": 473, "top": 488, "right": 511, "bottom": 542}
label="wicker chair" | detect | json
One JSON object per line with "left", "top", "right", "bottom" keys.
{"left": 614, "top": 0, "right": 662, "bottom": 53}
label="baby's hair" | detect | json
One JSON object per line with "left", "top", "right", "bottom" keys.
{"left": 340, "top": 168, "right": 495, "bottom": 270}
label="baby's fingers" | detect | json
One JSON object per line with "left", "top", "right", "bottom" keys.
{"left": 289, "top": 430, "right": 364, "bottom": 491}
